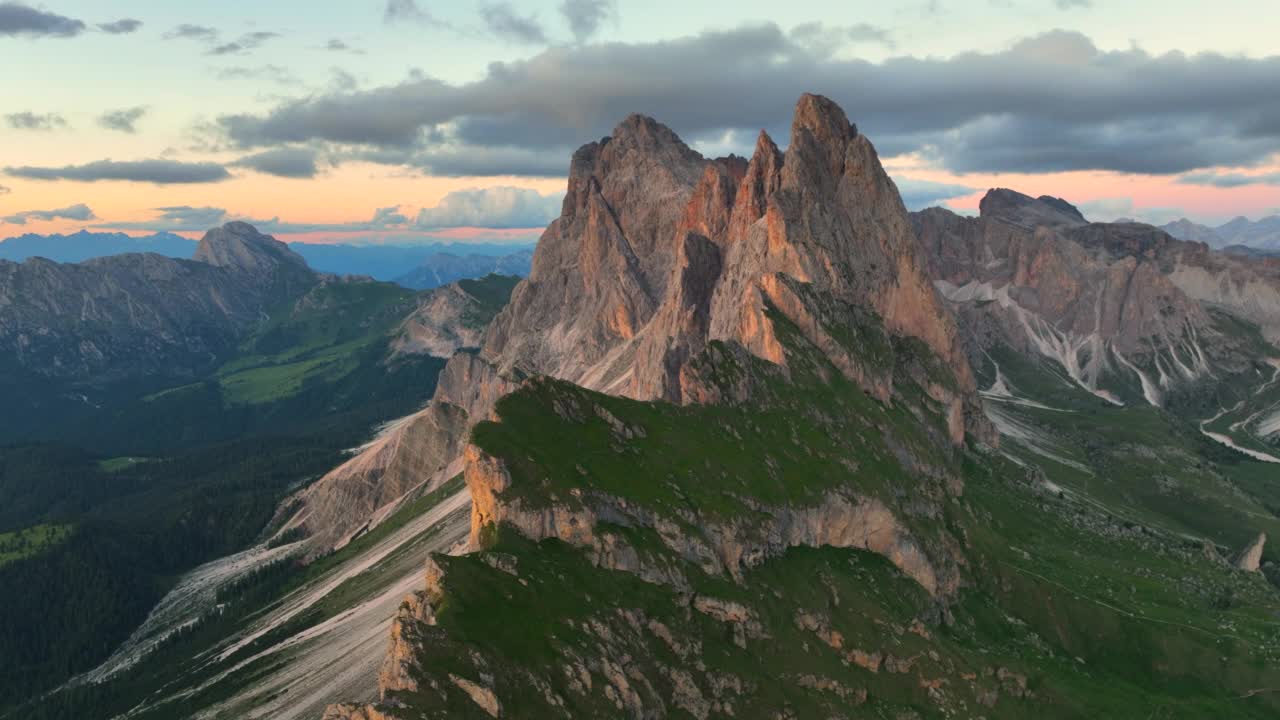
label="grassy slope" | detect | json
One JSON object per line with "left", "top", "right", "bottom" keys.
{"left": 382, "top": 288, "right": 1280, "bottom": 718}
{"left": 211, "top": 280, "right": 412, "bottom": 404}
{"left": 979, "top": 342, "right": 1280, "bottom": 563}
{"left": 0, "top": 523, "right": 73, "bottom": 567}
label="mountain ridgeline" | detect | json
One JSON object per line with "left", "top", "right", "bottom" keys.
{"left": 311, "top": 95, "right": 1280, "bottom": 720}
{"left": 915, "top": 189, "right": 1280, "bottom": 412}
{"left": 1161, "top": 215, "right": 1280, "bottom": 251}
{"left": 0, "top": 222, "right": 313, "bottom": 386}
{"left": 7, "top": 94, "right": 1280, "bottom": 720}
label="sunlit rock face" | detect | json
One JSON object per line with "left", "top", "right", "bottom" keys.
{"left": 290, "top": 93, "right": 992, "bottom": 555}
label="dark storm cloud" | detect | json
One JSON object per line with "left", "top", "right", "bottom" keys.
{"left": 789, "top": 21, "right": 895, "bottom": 55}
{"left": 2, "top": 203, "right": 96, "bottom": 225}
{"left": 6, "top": 159, "right": 232, "bottom": 184}
{"left": 1178, "top": 170, "right": 1280, "bottom": 188}
{"left": 559, "top": 0, "right": 614, "bottom": 41}
{"left": 153, "top": 206, "right": 230, "bottom": 226}
{"left": 98, "top": 106, "right": 147, "bottom": 133}
{"left": 214, "top": 25, "right": 1280, "bottom": 176}
{"left": 5, "top": 111, "right": 67, "bottom": 131}
{"left": 480, "top": 3, "right": 546, "bottom": 44}
{"left": 345, "top": 144, "right": 569, "bottom": 178}
{"left": 232, "top": 147, "right": 319, "bottom": 178}
{"left": 96, "top": 205, "right": 230, "bottom": 232}
{"left": 0, "top": 2, "right": 84, "bottom": 37}
{"left": 919, "top": 115, "right": 1280, "bottom": 174}
{"left": 98, "top": 18, "right": 142, "bottom": 34}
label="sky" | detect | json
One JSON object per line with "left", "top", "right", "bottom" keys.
{"left": 2, "top": 0, "right": 1279, "bottom": 243}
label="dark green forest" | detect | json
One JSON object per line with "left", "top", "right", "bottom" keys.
{"left": 0, "top": 278, "right": 524, "bottom": 712}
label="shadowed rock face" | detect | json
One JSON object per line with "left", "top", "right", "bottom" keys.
{"left": 0, "top": 222, "right": 316, "bottom": 384}
{"left": 289, "top": 94, "right": 992, "bottom": 554}
{"left": 978, "top": 189, "right": 1087, "bottom": 231}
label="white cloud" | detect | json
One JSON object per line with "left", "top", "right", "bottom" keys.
{"left": 415, "top": 187, "right": 563, "bottom": 229}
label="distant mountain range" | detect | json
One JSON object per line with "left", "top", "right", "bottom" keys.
{"left": 0, "top": 230, "right": 195, "bottom": 263}
{"left": 392, "top": 249, "right": 533, "bottom": 290}
{"left": 0, "top": 230, "right": 534, "bottom": 287}
{"left": 294, "top": 242, "right": 533, "bottom": 285}
{"left": 1160, "top": 215, "right": 1280, "bottom": 250}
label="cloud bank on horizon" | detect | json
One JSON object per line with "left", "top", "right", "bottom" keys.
{"left": 2, "top": 0, "right": 1279, "bottom": 238}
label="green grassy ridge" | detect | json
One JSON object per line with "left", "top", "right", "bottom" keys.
{"left": 207, "top": 274, "right": 518, "bottom": 407}
{"left": 407, "top": 481, "right": 1280, "bottom": 719}
{"left": 214, "top": 280, "right": 416, "bottom": 405}
{"left": 405, "top": 531, "right": 1019, "bottom": 719}
{"left": 406, "top": 438, "right": 1280, "bottom": 717}
{"left": 392, "top": 281, "right": 1280, "bottom": 717}
{"left": 456, "top": 274, "right": 522, "bottom": 328}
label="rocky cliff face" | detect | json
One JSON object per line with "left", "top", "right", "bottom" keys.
{"left": 0, "top": 222, "right": 317, "bottom": 384}
{"left": 391, "top": 277, "right": 520, "bottom": 359}
{"left": 1236, "top": 532, "right": 1267, "bottom": 572}
{"left": 290, "top": 94, "right": 993, "bottom": 554}
{"left": 915, "top": 191, "right": 1280, "bottom": 407}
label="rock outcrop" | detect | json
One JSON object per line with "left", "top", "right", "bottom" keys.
{"left": 464, "top": 439, "right": 954, "bottom": 596}
{"left": 1235, "top": 532, "right": 1267, "bottom": 572}
{"left": 391, "top": 277, "right": 519, "bottom": 359}
{"left": 978, "top": 189, "right": 1087, "bottom": 231}
{"left": 290, "top": 94, "right": 994, "bottom": 554}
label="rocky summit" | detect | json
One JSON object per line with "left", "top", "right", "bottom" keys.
{"left": 283, "top": 94, "right": 993, "bottom": 555}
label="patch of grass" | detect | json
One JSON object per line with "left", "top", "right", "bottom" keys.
{"left": 0, "top": 523, "right": 73, "bottom": 567}
{"left": 456, "top": 274, "right": 521, "bottom": 327}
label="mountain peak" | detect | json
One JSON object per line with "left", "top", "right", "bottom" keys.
{"left": 979, "top": 188, "right": 1087, "bottom": 229}
{"left": 193, "top": 222, "right": 308, "bottom": 275}
{"left": 608, "top": 113, "right": 699, "bottom": 158}
{"left": 792, "top": 92, "right": 856, "bottom": 140}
